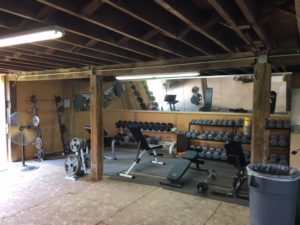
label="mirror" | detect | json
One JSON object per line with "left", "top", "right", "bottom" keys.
{"left": 103, "top": 75, "right": 288, "bottom": 113}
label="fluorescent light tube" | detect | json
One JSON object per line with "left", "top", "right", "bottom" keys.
{"left": 116, "top": 72, "right": 200, "bottom": 80}
{"left": 0, "top": 26, "right": 65, "bottom": 48}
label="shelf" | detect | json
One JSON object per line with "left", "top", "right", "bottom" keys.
{"left": 188, "top": 138, "right": 229, "bottom": 143}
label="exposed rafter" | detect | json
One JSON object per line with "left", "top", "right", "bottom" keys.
{"left": 154, "top": 0, "right": 234, "bottom": 53}
{"left": 208, "top": 0, "right": 256, "bottom": 52}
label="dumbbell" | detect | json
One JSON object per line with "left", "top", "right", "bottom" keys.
{"left": 189, "top": 145, "right": 195, "bottom": 151}
{"left": 216, "top": 120, "right": 222, "bottom": 126}
{"left": 199, "top": 147, "right": 208, "bottom": 158}
{"left": 227, "top": 120, "right": 234, "bottom": 127}
{"left": 279, "top": 154, "right": 288, "bottom": 161}
{"left": 220, "top": 150, "right": 228, "bottom": 161}
{"left": 196, "top": 169, "right": 217, "bottom": 193}
{"left": 279, "top": 159, "right": 288, "bottom": 166}
{"left": 269, "top": 154, "right": 279, "bottom": 160}
{"left": 235, "top": 119, "right": 243, "bottom": 127}
{"left": 212, "top": 150, "right": 221, "bottom": 160}
{"left": 207, "top": 132, "right": 214, "bottom": 140}
{"left": 145, "top": 137, "right": 151, "bottom": 144}
{"left": 275, "top": 120, "right": 283, "bottom": 129}
{"left": 243, "top": 151, "right": 250, "bottom": 163}
{"left": 241, "top": 135, "right": 250, "bottom": 144}
{"left": 205, "top": 148, "right": 215, "bottom": 159}
{"left": 278, "top": 136, "right": 289, "bottom": 147}
{"left": 269, "top": 137, "right": 278, "bottom": 146}
{"left": 222, "top": 133, "right": 231, "bottom": 142}
{"left": 186, "top": 131, "right": 192, "bottom": 138}
{"left": 268, "top": 158, "right": 277, "bottom": 164}
{"left": 153, "top": 122, "right": 160, "bottom": 131}
{"left": 283, "top": 120, "right": 290, "bottom": 129}
{"left": 233, "top": 134, "right": 241, "bottom": 143}
{"left": 268, "top": 120, "right": 276, "bottom": 129}
{"left": 191, "top": 131, "right": 199, "bottom": 139}
{"left": 123, "top": 135, "right": 130, "bottom": 143}
{"left": 214, "top": 132, "right": 223, "bottom": 141}
{"left": 195, "top": 146, "right": 202, "bottom": 152}
{"left": 159, "top": 123, "right": 167, "bottom": 132}
{"left": 221, "top": 120, "right": 227, "bottom": 126}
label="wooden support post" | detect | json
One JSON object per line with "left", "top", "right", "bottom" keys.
{"left": 251, "top": 59, "right": 271, "bottom": 163}
{"left": 90, "top": 74, "right": 103, "bottom": 181}
{"left": 286, "top": 74, "right": 292, "bottom": 111}
{"left": 201, "top": 78, "right": 208, "bottom": 100}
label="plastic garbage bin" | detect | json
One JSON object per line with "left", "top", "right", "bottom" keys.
{"left": 247, "top": 163, "right": 300, "bottom": 225}
{"left": 296, "top": 181, "right": 300, "bottom": 225}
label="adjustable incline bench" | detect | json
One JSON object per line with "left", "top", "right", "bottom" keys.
{"left": 160, "top": 150, "right": 206, "bottom": 188}
{"left": 119, "top": 124, "right": 165, "bottom": 179}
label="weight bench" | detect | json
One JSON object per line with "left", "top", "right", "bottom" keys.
{"left": 211, "top": 141, "right": 249, "bottom": 200}
{"left": 119, "top": 124, "right": 165, "bottom": 179}
{"left": 160, "top": 150, "right": 205, "bottom": 188}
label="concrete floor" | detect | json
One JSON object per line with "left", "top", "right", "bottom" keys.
{"left": 0, "top": 160, "right": 249, "bottom": 225}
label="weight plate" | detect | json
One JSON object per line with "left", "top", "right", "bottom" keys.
{"left": 197, "top": 182, "right": 208, "bottom": 193}
{"left": 149, "top": 96, "right": 156, "bottom": 101}
{"left": 69, "top": 138, "right": 86, "bottom": 153}
{"left": 65, "top": 154, "right": 81, "bottom": 176}
{"left": 137, "top": 96, "right": 143, "bottom": 103}
{"left": 37, "top": 149, "right": 45, "bottom": 160}
{"left": 35, "top": 137, "right": 43, "bottom": 150}
{"left": 191, "top": 96, "right": 200, "bottom": 105}
{"left": 32, "top": 115, "right": 40, "bottom": 127}
{"left": 192, "top": 86, "right": 199, "bottom": 93}
{"left": 133, "top": 90, "right": 140, "bottom": 96}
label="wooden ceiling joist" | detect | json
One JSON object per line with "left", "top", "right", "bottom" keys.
{"left": 36, "top": 0, "right": 199, "bottom": 58}
{"left": 154, "top": 0, "right": 234, "bottom": 53}
{"left": 208, "top": 0, "right": 256, "bottom": 52}
{"left": 295, "top": 0, "right": 300, "bottom": 42}
{"left": 102, "top": 0, "right": 211, "bottom": 55}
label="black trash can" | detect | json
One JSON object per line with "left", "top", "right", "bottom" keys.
{"left": 247, "top": 163, "right": 300, "bottom": 225}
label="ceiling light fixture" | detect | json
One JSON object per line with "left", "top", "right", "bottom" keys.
{"left": 0, "top": 26, "right": 65, "bottom": 48}
{"left": 115, "top": 72, "right": 200, "bottom": 80}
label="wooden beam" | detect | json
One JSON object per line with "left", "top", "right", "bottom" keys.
{"left": 251, "top": 60, "right": 271, "bottom": 163}
{"left": 201, "top": 78, "right": 208, "bottom": 100}
{"left": 154, "top": 0, "right": 234, "bottom": 53}
{"left": 94, "top": 52, "right": 255, "bottom": 76}
{"left": 235, "top": 0, "right": 270, "bottom": 48}
{"left": 103, "top": 0, "right": 211, "bottom": 55}
{"left": 208, "top": 0, "right": 256, "bottom": 51}
{"left": 90, "top": 75, "right": 103, "bottom": 181}
{"left": 36, "top": 0, "right": 193, "bottom": 58}
{"left": 80, "top": 0, "right": 104, "bottom": 16}
{"left": 295, "top": 0, "right": 300, "bottom": 41}
{"left": 0, "top": 0, "right": 159, "bottom": 60}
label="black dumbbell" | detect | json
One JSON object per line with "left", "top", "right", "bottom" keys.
{"left": 275, "top": 120, "right": 283, "bottom": 129}
{"left": 283, "top": 120, "right": 290, "bottom": 129}
{"left": 268, "top": 120, "right": 275, "bottom": 129}
{"left": 220, "top": 150, "right": 228, "bottom": 160}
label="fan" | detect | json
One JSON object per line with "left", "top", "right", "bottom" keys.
{"left": 8, "top": 111, "right": 40, "bottom": 171}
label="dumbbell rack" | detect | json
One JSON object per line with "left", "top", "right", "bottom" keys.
{"left": 114, "top": 120, "right": 177, "bottom": 155}
{"left": 187, "top": 118, "right": 291, "bottom": 163}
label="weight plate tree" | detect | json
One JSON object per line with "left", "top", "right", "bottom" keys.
{"left": 8, "top": 111, "right": 40, "bottom": 171}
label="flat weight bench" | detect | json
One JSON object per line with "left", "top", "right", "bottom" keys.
{"left": 160, "top": 150, "right": 205, "bottom": 188}
{"left": 119, "top": 124, "right": 165, "bottom": 179}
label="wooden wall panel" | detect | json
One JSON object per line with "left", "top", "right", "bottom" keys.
{"left": 14, "top": 80, "right": 64, "bottom": 160}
